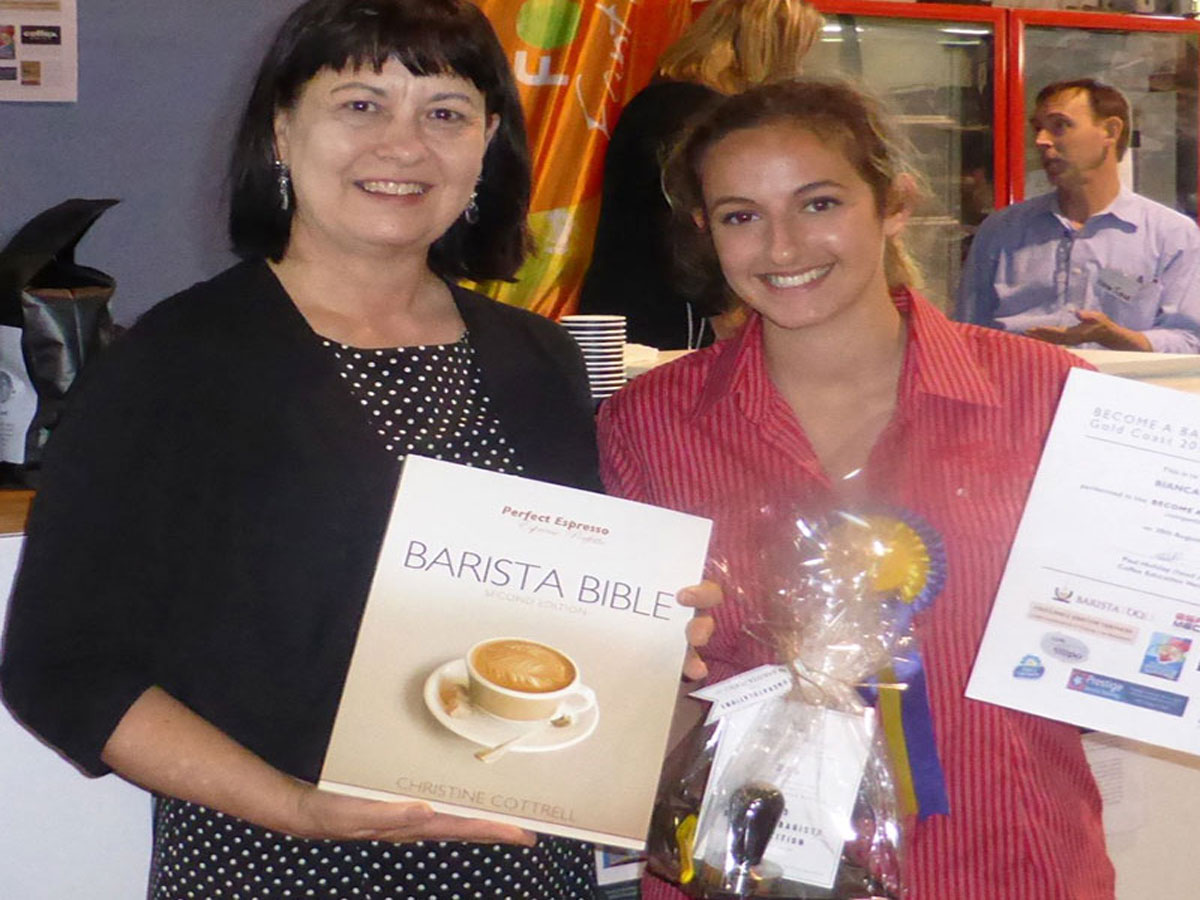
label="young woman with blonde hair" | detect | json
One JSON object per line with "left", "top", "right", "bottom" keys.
{"left": 657, "top": 0, "right": 824, "bottom": 93}
{"left": 578, "top": 0, "right": 824, "bottom": 350}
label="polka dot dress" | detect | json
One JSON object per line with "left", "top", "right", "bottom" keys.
{"left": 146, "top": 333, "right": 597, "bottom": 898}
{"left": 149, "top": 800, "right": 598, "bottom": 899}
{"left": 325, "top": 334, "right": 524, "bottom": 471}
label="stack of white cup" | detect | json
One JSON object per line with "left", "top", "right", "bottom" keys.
{"left": 559, "top": 314, "right": 627, "bottom": 401}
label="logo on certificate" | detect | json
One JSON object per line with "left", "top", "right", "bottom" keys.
{"left": 1041, "top": 632, "right": 1089, "bottom": 664}
{"left": 1067, "top": 668, "right": 1189, "bottom": 717}
{"left": 1172, "top": 612, "right": 1200, "bottom": 634}
{"left": 1140, "top": 633, "right": 1192, "bottom": 682}
{"left": 1013, "top": 654, "right": 1045, "bottom": 679}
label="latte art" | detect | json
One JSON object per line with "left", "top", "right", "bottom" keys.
{"left": 471, "top": 639, "right": 576, "bottom": 693}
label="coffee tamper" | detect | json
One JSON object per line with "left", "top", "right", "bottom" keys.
{"left": 723, "top": 782, "right": 785, "bottom": 897}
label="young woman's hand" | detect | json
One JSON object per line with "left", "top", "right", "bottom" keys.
{"left": 676, "top": 580, "right": 722, "bottom": 680}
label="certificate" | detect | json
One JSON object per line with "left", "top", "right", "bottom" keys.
{"left": 967, "top": 368, "right": 1200, "bottom": 755}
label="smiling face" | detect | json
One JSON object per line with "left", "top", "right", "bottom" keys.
{"left": 1031, "top": 88, "right": 1120, "bottom": 189}
{"left": 696, "top": 120, "right": 905, "bottom": 337}
{"left": 273, "top": 58, "right": 496, "bottom": 261}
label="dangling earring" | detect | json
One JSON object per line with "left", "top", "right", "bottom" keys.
{"left": 463, "top": 187, "right": 479, "bottom": 225}
{"left": 274, "top": 159, "right": 292, "bottom": 212}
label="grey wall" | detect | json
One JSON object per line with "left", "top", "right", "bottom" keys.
{"left": 0, "top": 1, "right": 295, "bottom": 324}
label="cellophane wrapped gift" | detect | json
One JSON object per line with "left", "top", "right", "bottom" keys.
{"left": 647, "top": 509, "right": 947, "bottom": 899}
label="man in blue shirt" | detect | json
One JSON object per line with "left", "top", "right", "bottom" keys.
{"left": 957, "top": 78, "right": 1200, "bottom": 353}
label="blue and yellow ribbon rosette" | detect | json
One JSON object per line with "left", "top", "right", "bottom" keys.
{"left": 828, "top": 511, "right": 949, "bottom": 821}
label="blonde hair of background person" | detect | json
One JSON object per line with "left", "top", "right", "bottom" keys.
{"left": 657, "top": 0, "right": 825, "bottom": 92}
{"left": 577, "top": 0, "right": 825, "bottom": 349}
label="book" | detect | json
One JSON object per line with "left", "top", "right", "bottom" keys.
{"left": 319, "top": 455, "right": 713, "bottom": 848}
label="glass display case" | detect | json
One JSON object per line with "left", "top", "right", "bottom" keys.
{"left": 1009, "top": 9, "right": 1200, "bottom": 218}
{"left": 807, "top": 2, "right": 1007, "bottom": 313}
{"left": 805, "top": 3, "right": 1200, "bottom": 318}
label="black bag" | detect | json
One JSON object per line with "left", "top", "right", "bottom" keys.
{"left": 0, "top": 198, "right": 121, "bottom": 484}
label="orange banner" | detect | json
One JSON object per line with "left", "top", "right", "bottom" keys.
{"left": 473, "top": 0, "right": 691, "bottom": 319}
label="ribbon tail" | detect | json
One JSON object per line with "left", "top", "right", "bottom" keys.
{"left": 898, "top": 659, "right": 949, "bottom": 820}
{"left": 877, "top": 674, "right": 918, "bottom": 818}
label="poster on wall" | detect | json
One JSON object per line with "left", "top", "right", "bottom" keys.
{"left": 0, "top": 0, "right": 76, "bottom": 102}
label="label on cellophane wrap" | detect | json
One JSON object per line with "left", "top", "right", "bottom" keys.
{"left": 691, "top": 671, "right": 875, "bottom": 890}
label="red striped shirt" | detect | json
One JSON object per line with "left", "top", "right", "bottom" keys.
{"left": 598, "top": 290, "right": 1115, "bottom": 900}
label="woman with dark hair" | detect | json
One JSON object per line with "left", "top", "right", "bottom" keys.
{"left": 599, "top": 79, "right": 1114, "bottom": 899}
{"left": 0, "top": 1, "right": 717, "bottom": 896}
{"left": 227, "top": 0, "right": 532, "bottom": 280}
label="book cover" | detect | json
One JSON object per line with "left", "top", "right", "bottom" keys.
{"left": 319, "top": 455, "right": 713, "bottom": 849}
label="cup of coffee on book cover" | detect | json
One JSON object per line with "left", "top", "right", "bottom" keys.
{"left": 466, "top": 637, "right": 596, "bottom": 722}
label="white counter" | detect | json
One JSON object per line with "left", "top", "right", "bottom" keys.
{"left": 0, "top": 535, "right": 151, "bottom": 898}
{"left": 1070, "top": 348, "right": 1200, "bottom": 395}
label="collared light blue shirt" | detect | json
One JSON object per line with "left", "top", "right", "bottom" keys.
{"left": 956, "top": 188, "right": 1200, "bottom": 353}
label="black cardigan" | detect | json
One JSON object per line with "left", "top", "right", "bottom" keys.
{"left": 0, "top": 260, "right": 600, "bottom": 782}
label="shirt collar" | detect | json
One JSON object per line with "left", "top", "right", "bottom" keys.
{"left": 691, "top": 288, "right": 1002, "bottom": 422}
{"left": 691, "top": 313, "right": 771, "bottom": 421}
{"left": 1103, "top": 186, "right": 1140, "bottom": 224}
{"left": 895, "top": 287, "right": 1002, "bottom": 409}
{"left": 1047, "top": 186, "right": 1139, "bottom": 231}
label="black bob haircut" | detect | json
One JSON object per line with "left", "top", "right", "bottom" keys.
{"left": 228, "top": 0, "right": 531, "bottom": 281}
